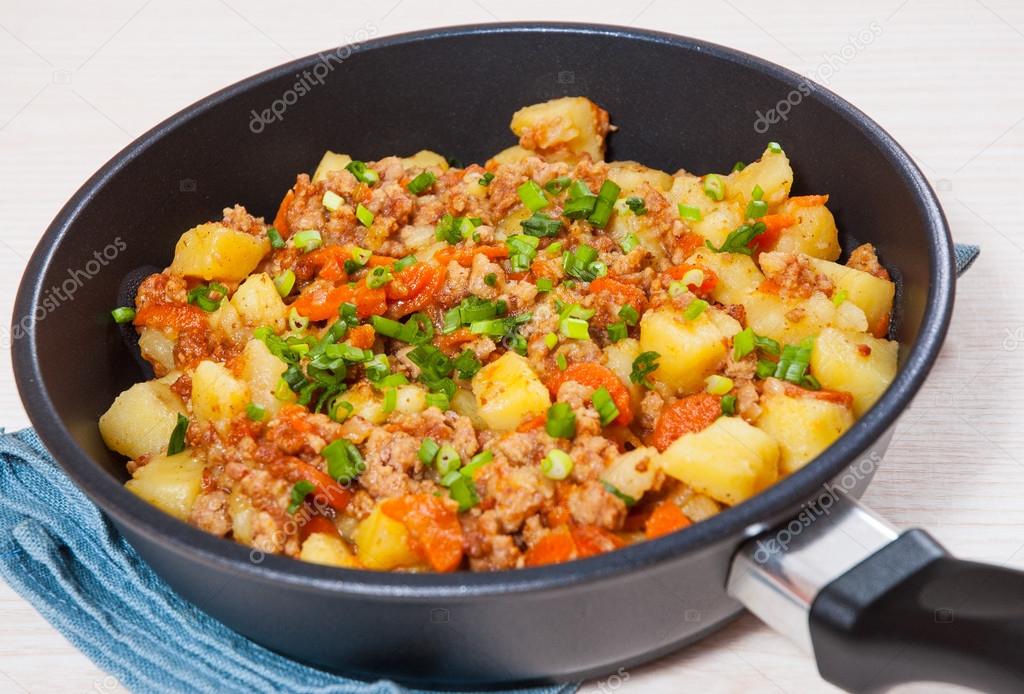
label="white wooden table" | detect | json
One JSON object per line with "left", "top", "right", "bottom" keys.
{"left": 1, "top": 1, "right": 1021, "bottom": 691}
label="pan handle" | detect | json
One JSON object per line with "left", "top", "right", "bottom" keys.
{"left": 727, "top": 492, "right": 1024, "bottom": 693}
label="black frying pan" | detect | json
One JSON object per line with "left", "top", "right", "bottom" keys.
{"left": 12, "top": 23, "right": 1023, "bottom": 692}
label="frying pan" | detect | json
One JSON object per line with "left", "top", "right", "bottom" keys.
{"left": 12, "top": 23, "right": 1022, "bottom": 693}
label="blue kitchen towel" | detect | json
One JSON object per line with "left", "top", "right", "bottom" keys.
{"left": 954, "top": 243, "right": 980, "bottom": 277}
{"left": 0, "top": 429, "right": 579, "bottom": 694}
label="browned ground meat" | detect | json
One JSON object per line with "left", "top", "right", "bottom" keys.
{"left": 847, "top": 242, "right": 891, "bottom": 280}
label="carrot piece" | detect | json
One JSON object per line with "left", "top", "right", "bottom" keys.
{"left": 434, "top": 245, "right": 509, "bottom": 267}
{"left": 758, "top": 278, "right": 781, "bottom": 295}
{"left": 870, "top": 311, "right": 891, "bottom": 338}
{"left": 387, "top": 263, "right": 447, "bottom": 318}
{"left": 546, "top": 363, "right": 633, "bottom": 426}
{"left": 292, "top": 282, "right": 387, "bottom": 321}
{"left": 644, "top": 501, "right": 692, "bottom": 539}
{"left": 133, "top": 303, "right": 206, "bottom": 332}
{"left": 269, "top": 456, "right": 352, "bottom": 514}
{"left": 570, "top": 525, "right": 625, "bottom": 558}
{"left": 517, "top": 414, "right": 547, "bottom": 433}
{"left": 588, "top": 276, "right": 647, "bottom": 313}
{"left": 749, "top": 213, "right": 795, "bottom": 254}
{"left": 435, "top": 327, "right": 475, "bottom": 354}
{"left": 346, "top": 324, "right": 376, "bottom": 349}
{"left": 530, "top": 257, "right": 562, "bottom": 281}
{"left": 666, "top": 263, "right": 719, "bottom": 298}
{"left": 651, "top": 392, "right": 722, "bottom": 452}
{"left": 272, "top": 190, "right": 295, "bottom": 236}
{"left": 782, "top": 383, "right": 854, "bottom": 409}
{"left": 523, "top": 527, "right": 577, "bottom": 567}
{"left": 676, "top": 231, "right": 705, "bottom": 259}
{"left": 787, "top": 194, "right": 829, "bottom": 208}
{"left": 380, "top": 494, "right": 464, "bottom": 572}
{"left": 299, "top": 515, "right": 342, "bottom": 543}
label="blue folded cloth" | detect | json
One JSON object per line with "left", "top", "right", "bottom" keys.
{"left": 0, "top": 429, "right": 578, "bottom": 694}
{"left": 954, "top": 243, "right": 980, "bottom": 276}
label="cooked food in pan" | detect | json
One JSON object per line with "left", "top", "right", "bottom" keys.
{"left": 101, "top": 97, "right": 897, "bottom": 572}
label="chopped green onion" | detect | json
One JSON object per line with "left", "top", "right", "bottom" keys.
{"left": 567, "top": 179, "right": 592, "bottom": 200}
{"left": 720, "top": 394, "right": 738, "bottom": 416}
{"left": 767, "top": 141, "right": 783, "bottom": 153}
{"left": 705, "top": 374, "right": 734, "bottom": 395}
{"left": 756, "top": 359, "right": 777, "bottom": 379}
{"left": 449, "top": 350, "right": 480, "bottom": 380}
{"left": 562, "top": 244, "right": 604, "bottom": 281}
{"left": 322, "top": 439, "right": 365, "bottom": 483}
{"left": 563, "top": 194, "right": 598, "bottom": 219}
{"left": 355, "top": 203, "right": 374, "bottom": 227}
{"left": 607, "top": 321, "right": 627, "bottom": 342}
{"left": 292, "top": 229, "right": 322, "bottom": 252}
{"left": 683, "top": 299, "right": 708, "bottom": 321}
{"left": 246, "top": 402, "right": 265, "bottom": 421}
{"left": 746, "top": 199, "right": 768, "bottom": 219}
{"left": 329, "top": 399, "right": 353, "bottom": 422}
{"left": 620, "top": 233, "right": 640, "bottom": 253}
{"left": 588, "top": 180, "right": 621, "bottom": 228}
{"left": 803, "top": 373, "right": 821, "bottom": 390}
{"left": 274, "top": 269, "right": 296, "bottom": 297}
{"left": 363, "top": 353, "right": 391, "bottom": 382}
{"left": 544, "top": 332, "right": 559, "bottom": 349}
{"left": 546, "top": 241, "right": 564, "bottom": 256}
{"left": 345, "top": 160, "right": 379, "bottom": 185}
{"left": 668, "top": 280, "right": 688, "bottom": 297}
{"left": 267, "top": 226, "right": 285, "bottom": 249}
{"left": 618, "top": 305, "right": 640, "bottom": 326}
{"left": 187, "top": 282, "right": 227, "bottom": 312}
{"left": 167, "top": 413, "right": 188, "bottom": 455}
{"left": 370, "top": 312, "right": 433, "bottom": 344}
{"left": 678, "top": 204, "right": 703, "bottom": 221}
{"left": 407, "top": 170, "right": 436, "bottom": 195}
{"left": 541, "top": 449, "right": 573, "bottom": 480}
{"left": 556, "top": 352, "right": 568, "bottom": 371}
{"left": 774, "top": 337, "right": 814, "bottom": 385}
{"left": 461, "top": 450, "right": 493, "bottom": 478}
{"left": 393, "top": 254, "right": 416, "bottom": 272}
{"left": 436, "top": 445, "right": 462, "bottom": 476}
{"left": 560, "top": 316, "right": 590, "bottom": 340}
{"left": 517, "top": 179, "right": 550, "bottom": 212}
{"left": 419, "top": 438, "right": 440, "bottom": 465}
{"left": 274, "top": 377, "right": 295, "bottom": 401}
{"left": 425, "top": 391, "right": 450, "bottom": 410}
{"left": 382, "top": 387, "right": 397, "bottom": 414}
{"left": 546, "top": 402, "right": 577, "bottom": 439}
{"left": 506, "top": 233, "right": 540, "bottom": 272}
{"left": 591, "top": 386, "right": 619, "bottom": 426}
{"left": 602, "top": 481, "right": 637, "bottom": 506}
{"left": 702, "top": 174, "right": 725, "bottom": 202}
{"left": 625, "top": 196, "right": 647, "bottom": 215}
{"left": 434, "top": 214, "right": 461, "bottom": 244}
{"left": 448, "top": 475, "right": 479, "bottom": 512}
{"left": 733, "top": 327, "right": 781, "bottom": 359}
{"left": 478, "top": 172, "right": 495, "bottom": 187}
{"left": 484, "top": 272, "right": 497, "bottom": 287}
{"left": 544, "top": 176, "right": 572, "bottom": 194}
{"left": 832, "top": 289, "right": 849, "bottom": 307}
{"left": 630, "top": 351, "right": 660, "bottom": 388}
{"left": 521, "top": 212, "right": 563, "bottom": 237}
{"left": 111, "top": 306, "right": 135, "bottom": 323}
{"left": 751, "top": 184, "right": 764, "bottom": 201}
{"left": 681, "top": 269, "right": 705, "bottom": 289}
{"left": 732, "top": 161, "right": 746, "bottom": 172}
{"left": 705, "top": 221, "right": 766, "bottom": 255}
{"left": 322, "top": 190, "right": 343, "bottom": 211}
{"left": 366, "top": 265, "right": 393, "bottom": 288}
{"left": 536, "top": 277, "right": 553, "bottom": 292}
{"left": 287, "top": 480, "right": 316, "bottom": 514}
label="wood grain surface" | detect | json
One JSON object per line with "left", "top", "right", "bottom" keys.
{"left": 1, "top": 1, "right": 1020, "bottom": 692}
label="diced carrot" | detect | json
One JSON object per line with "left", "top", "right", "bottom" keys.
{"left": 758, "top": 278, "right": 781, "bottom": 295}
{"left": 523, "top": 527, "right": 577, "bottom": 567}
{"left": 788, "top": 194, "right": 829, "bottom": 208}
{"left": 651, "top": 393, "right": 722, "bottom": 452}
{"left": 666, "top": 263, "right": 718, "bottom": 298}
{"left": 546, "top": 363, "right": 633, "bottom": 426}
{"left": 133, "top": 303, "right": 206, "bottom": 332}
{"left": 588, "top": 276, "right": 647, "bottom": 313}
{"left": 380, "top": 494, "right": 464, "bottom": 572}
{"left": 782, "top": 383, "right": 854, "bottom": 409}
{"left": 385, "top": 262, "right": 438, "bottom": 301}
{"left": 870, "top": 312, "right": 890, "bottom": 338}
{"left": 346, "top": 324, "right": 376, "bottom": 349}
{"left": 749, "top": 213, "right": 795, "bottom": 254}
{"left": 351, "top": 183, "right": 372, "bottom": 204}
{"left": 292, "top": 281, "right": 387, "bottom": 321}
{"left": 299, "top": 515, "right": 342, "bottom": 543}
{"left": 268, "top": 456, "right": 352, "bottom": 514}
{"left": 435, "top": 327, "right": 475, "bottom": 354}
{"left": 677, "top": 231, "right": 705, "bottom": 259}
{"left": 272, "top": 190, "right": 294, "bottom": 236}
{"left": 644, "top": 501, "right": 692, "bottom": 539}
{"left": 517, "top": 414, "right": 547, "bottom": 433}
{"left": 530, "top": 257, "right": 562, "bottom": 281}
{"left": 434, "top": 245, "right": 509, "bottom": 267}
{"left": 570, "top": 525, "right": 625, "bottom": 558}
{"left": 387, "top": 263, "right": 447, "bottom": 318}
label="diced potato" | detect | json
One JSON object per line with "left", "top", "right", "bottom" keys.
{"left": 497, "top": 206, "right": 533, "bottom": 237}
{"left": 773, "top": 200, "right": 840, "bottom": 260}
{"left": 810, "top": 328, "right": 898, "bottom": 416}
{"left": 99, "top": 380, "right": 186, "bottom": 459}
{"left": 231, "top": 273, "right": 287, "bottom": 331}
{"left": 238, "top": 339, "right": 288, "bottom": 417}
{"left": 727, "top": 147, "right": 793, "bottom": 205}
{"left": 756, "top": 384, "right": 855, "bottom": 474}
{"left": 192, "top": 360, "right": 250, "bottom": 424}
{"left": 207, "top": 300, "right": 245, "bottom": 344}
{"left": 472, "top": 352, "right": 551, "bottom": 431}
{"left": 668, "top": 174, "right": 745, "bottom": 248}
{"left": 607, "top": 204, "right": 670, "bottom": 263}
{"left": 228, "top": 489, "right": 257, "bottom": 545}
{"left": 401, "top": 149, "right": 448, "bottom": 171}
{"left": 805, "top": 257, "right": 895, "bottom": 334}
{"left": 451, "top": 387, "right": 487, "bottom": 429}
{"left": 681, "top": 493, "right": 721, "bottom": 522}
{"left": 658, "top": 417, "right": 779, "bottom": 506}
{"left": 138, "top": 328, "right": 176, "bottom": 375}
{"left": 639, "top": 308, "right": 727, "bottom": 394}
{"left": 312, "top": 151, "right": 352, "bottom": 183}
{"left": 125, "top": 450, "right": 204, "bottom": 521}
{"left": 353, "top": 505, "right": 422, "bottom": 570}
{"left": 487, "top": 145, "right": 534, "bottom": 167}
{"left": 743, "top": 291, "right": 867, "bottom": 346}
{"left": 300, "top": 532, "right": 361, "bottom": 569}
{"left": 169, "top": 222, "right": 270, "bottom": 282}
{"left": 603, "top": 338, "right": 644, "bottom": 412}
{"left": 689, "top": 248, "right": 765, "bottom": 305}
{"left": 394, "top": 384, "right": 427, "bottom": 415}
{"left": 510, "top": 96, "right": 610, "bottom": 162}
{"left": 601, "top": 447, "right": 659, "bottom": 502}
{"left": 607, "top": 161, "right": 673, "bottom": 193}
{"left": 707, "top": 307, "right": 742, "bottom": 339}
{"left": 344, "top": 382, "right": 385, "bottom": 425}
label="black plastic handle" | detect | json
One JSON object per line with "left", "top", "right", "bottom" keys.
{"left": 810, "top": 529, "right": 1024, "bottom": 693}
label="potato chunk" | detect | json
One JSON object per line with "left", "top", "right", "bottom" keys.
{"left": 238, "top": 339, "right": 288, "bottom": 417}
{"left": 667, "top": 174, "right": 745, "bottom": 249}
{"left": 99, "top": 380, "right": 186, "bottom": 459}
{"left": 756, "top": 384, "right": 855, "bottom": 474}
{"left": 192, "top": 360, "right": 250, "bottom": 423}
{"left": 774, "top": 200, "right": 841, "bottom": 260}
{"left": 510, "top": 96, "right": 610, "bottom": 162}
{"left": 169, "top": 222, "right": 269, "bottom": 282}
{"left": 810, "top": 328, "right": 898, "bottom": 416}
{"left": 472, "top": 352, "right": 551, "bottom": 431}
{"left": 401, "top": 149, "right": 448, "bottom": 171}
{"left": 743, "top": 290, "right": 867, "bottom": 345}
{"left": 689, "top": 248, "right": 765, "bottom": 305}
{"left": 353, "top": 506, "right": 421, "bottom": 571}
{"left": 300, "top": 533, "right": 361, "bottom": 568}
{"left": 601, "top": 447, "right": 659, "bottom": 502}
{"left": 727, "top": 146, "right": 793, "bottom": 205}
{"left": 658, "top": 417, "right": 779, "bottom": 506}
{"left": 137, "top": 328, "right": 176, "bottom": 375}
{"left": 806, "top": 257, "right": 895, "bottom": 335}
{"left": 607, "top": 161, "right": 673, "bottom": 193}
{"left": 231, "top": 273, "right": 287, "bottom": 331}
{"left": 125, "top": 450, "right": 204, "bottom": 521}
{"left": 639, "top": 308, "right": 727, "bottom": 394}
{"left": 312, "top": 151, "right": 351, "bottom": 183}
